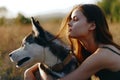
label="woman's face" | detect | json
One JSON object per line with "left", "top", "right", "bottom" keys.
{"left": 68, "top": 9, "right": 93, "bottom": 39}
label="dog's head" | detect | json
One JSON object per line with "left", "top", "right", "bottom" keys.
{"left": 9, "top": 17, "right": 54, "bottom": 67}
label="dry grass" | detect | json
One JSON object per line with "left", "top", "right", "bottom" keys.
{"left": 0, "top": 22, "right": 120, "bottom": 80}
{"left": 0, "top": 25, "right": 32, "bottom": 80}
{"left": 109, "top": 23, "right": 120, "bottom": 45}
{"left": 0, "top": 21, "right": 61, "bottom": 79}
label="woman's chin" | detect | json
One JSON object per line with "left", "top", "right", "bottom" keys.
{"left": 69, "top": 34, "right": 77, "bottom": 39}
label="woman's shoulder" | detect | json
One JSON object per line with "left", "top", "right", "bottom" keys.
{"left": 93, "top": 44, "right": 120, "bottom": 71}
{"left": 94, "top": 44, "right": 120, "bottom": 55}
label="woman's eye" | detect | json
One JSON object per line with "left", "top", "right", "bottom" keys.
{"left": 73, "top": 16, "right": 78, "bottom": 21}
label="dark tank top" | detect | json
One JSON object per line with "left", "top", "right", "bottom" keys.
{"left": 95, "top": 46, "right": 120, "bottom": 80}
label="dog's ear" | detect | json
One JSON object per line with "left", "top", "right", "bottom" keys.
{"left": 31, "top": 17, "right": 46, "bottom": 39}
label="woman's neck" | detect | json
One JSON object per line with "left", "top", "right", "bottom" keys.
{"left": 79, "top": 37, "right": 98, "bottom": 53}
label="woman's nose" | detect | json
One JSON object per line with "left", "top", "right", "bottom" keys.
{"left": 68, "top": 22, "right": 72, "bottom": 27}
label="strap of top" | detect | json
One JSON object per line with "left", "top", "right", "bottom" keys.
{"left": 101, "top": 46, "right": 120, "bottom": 56}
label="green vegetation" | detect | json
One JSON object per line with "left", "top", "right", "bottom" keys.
{"left": 97, "top": 0, "right": 120, "bottom": 22}
{"left": 0, "top": 13, "right": 31, "bottom": 26}
{"left": 15, "top": 13, "right": 31, "bottom": 24}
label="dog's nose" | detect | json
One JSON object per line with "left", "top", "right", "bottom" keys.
{"left": 9, "top": 54, "right": 12, "bottom": 57}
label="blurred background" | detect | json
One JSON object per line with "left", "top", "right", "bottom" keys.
{"left": 0, "top": 0, "right": 120, "bottom": 80}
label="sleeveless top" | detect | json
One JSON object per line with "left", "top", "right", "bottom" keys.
{"left": 95, "top": 46, "right": 120, "bottom": 80}
{"left": 82, "top": 46, "right": 120, "bottom": 80}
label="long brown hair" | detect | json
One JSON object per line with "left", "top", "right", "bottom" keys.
{"left": 57, "top": 4, "right": 120, "bottom": 63}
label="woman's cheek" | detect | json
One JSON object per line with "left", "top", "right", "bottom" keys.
{"left": 69, "top": 30, "right": 78, "bottom": 38}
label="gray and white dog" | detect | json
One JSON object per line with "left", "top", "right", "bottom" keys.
{"left": 9, "top": 17, "right": 78, "bottom": 78}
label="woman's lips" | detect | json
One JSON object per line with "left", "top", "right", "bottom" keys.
{"left": 69, "top": 28, "right": 72, "bottom": 32}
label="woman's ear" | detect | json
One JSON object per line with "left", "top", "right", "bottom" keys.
{"left": 89, "top": 22, "right": 96, "bottom": 31}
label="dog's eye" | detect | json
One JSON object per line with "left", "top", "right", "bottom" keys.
{"left": 21, "top": 42, "right": 29, "bottom": 47}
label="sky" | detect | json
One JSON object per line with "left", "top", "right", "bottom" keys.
{"left": 0, "top": 0, "right": 100, "bottom": 18}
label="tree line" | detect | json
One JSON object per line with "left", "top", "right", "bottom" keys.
{"left": 97, "top": 0, "right": 120, "bottom": 22}
{"left": 0, "top": 7, "right": 31, "bottom": 26}
{"left": 0, "top": 0, "right": 120, "bottom": 26}
{"left": 0, "top": 13, "right": 31, "bottom": 26}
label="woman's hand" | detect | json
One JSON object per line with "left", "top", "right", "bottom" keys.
{"left": 39, "top": 64, "right": 54, "bottom": 80}
{"left": 24, "top": 67, "right": 37, "bottom": 80}
{"left": 24, "top": 63, "right": 40, "bottom": 80}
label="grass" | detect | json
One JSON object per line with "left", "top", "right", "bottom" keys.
{"left": 0, "top": 21, "right": 120, "bottom": 80}
{"left": 109, "top": 22, "right": 120, "bottom": 45}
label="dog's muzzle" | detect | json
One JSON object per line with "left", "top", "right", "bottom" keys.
{"left": 17, "top": 57, "right": 30, "bottom": 66}
{"left": 9, "top": 53, "right": 30, "bottom": 67}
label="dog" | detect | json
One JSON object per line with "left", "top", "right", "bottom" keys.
{"left": 9, "top": 17, "right": 79, "bottom": 79}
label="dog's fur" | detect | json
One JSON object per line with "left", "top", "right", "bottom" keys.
{"left": 9, "top": 17, "right": 78, "bottom": 79}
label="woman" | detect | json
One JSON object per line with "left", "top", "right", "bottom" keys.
{"left": 24, "top": 4, "right": 120, "bottom": 80}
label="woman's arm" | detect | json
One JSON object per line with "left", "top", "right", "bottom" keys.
{"left": 24, "top": 63, "right": 40, "bottom": 80}
{"left": 60, "top": 49, "right": 107, "bottom": 80}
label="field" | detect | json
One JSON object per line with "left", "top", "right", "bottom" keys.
{"left": 0, "top": 20, "right": 120, "bottom": 80}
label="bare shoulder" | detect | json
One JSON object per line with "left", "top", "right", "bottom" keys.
{"left": 80, "top": 45, "right": 120, "bottom": 73}
{"left": 97, "top": 45, "right": 120, "bottom": 71}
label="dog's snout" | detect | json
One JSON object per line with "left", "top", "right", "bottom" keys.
{"left": 9, "top": 54, "right": 12, "bottom": 57}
